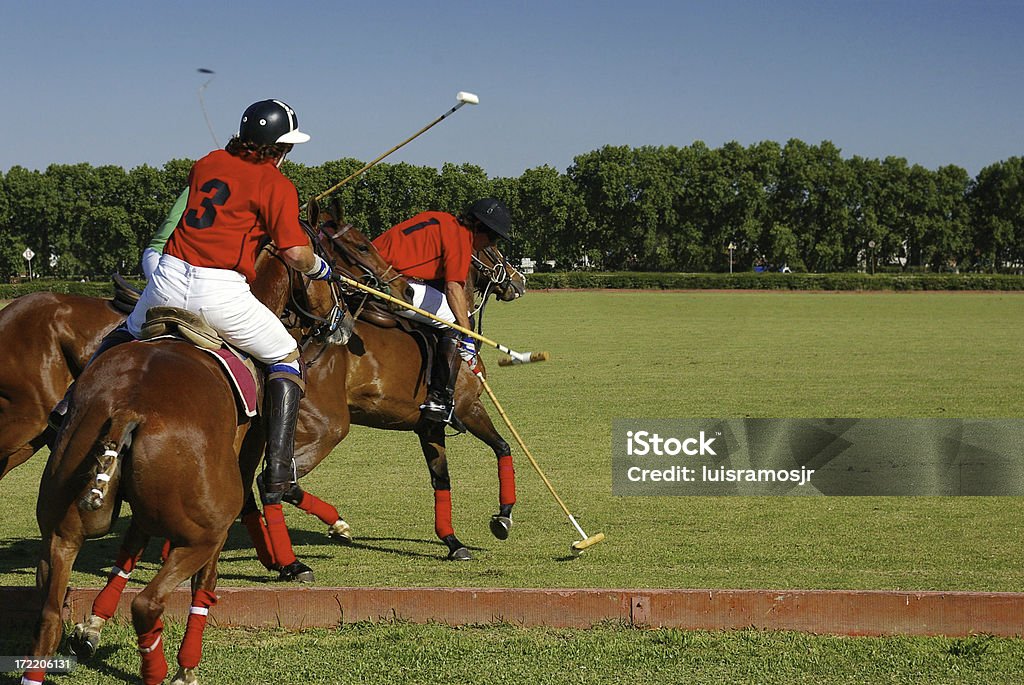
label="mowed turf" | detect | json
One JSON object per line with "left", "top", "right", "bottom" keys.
{"left": 4, "top": 620, "right": 1024, "bottom": 685}
{"left": 1, "top": 291, "right": 1022, "bottom": 592}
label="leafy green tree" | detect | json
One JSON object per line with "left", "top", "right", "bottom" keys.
{"left": 771, "top": 140, "right": 856, "bottom": 272}
{"left": 568, "top": 145, "right": 682, "bottom": 270}
{"left": 434, "top": 163, "right": 492, "bottom": 217}
{"left": 512, "top": 165, "right": 588, "bottom": 267}
{"left": 0, "top": 170, "right": 18, "bottom": 279}
{"left": 969, "top": 157, "right": 1024, "bottom": 272}
{"left": 3, "top": 166, "right": 59, "bottom": 276}
{"left": 923, "top": 165, "right": 971, "bottom": 271}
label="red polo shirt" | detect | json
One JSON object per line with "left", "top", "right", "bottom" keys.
{"left": 165, "top": 149, "right": 308, "bottom": 283}
{"left": 373, "top": 211, "right": 473, "bottom": 283}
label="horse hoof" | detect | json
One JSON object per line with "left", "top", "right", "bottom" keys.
{"left": 68, "top": 615, "right": 106, "bottom": 660}
{"left": 328, "top": 518, "right": 352, "bottom": 544}
{"left": 278, "top": 560, "right": 315, "bottom": 583}
{"left": 170, "top": 666, "right": 199, "bottom": 685}
{"left": 68, "top": 624, "right": 100, "bottom": 660}
{"left": 489, "top": 515, "right": 513, "bottom": 540}
{"left": 448, "top": 546, "right": 472, "bottom": 561}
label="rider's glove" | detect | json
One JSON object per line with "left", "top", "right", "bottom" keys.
{"left": 458, "top": 334, "right": 479, "bottom": 371}
{"left": 304, "top": 255, "right": 332, "bottom": 281}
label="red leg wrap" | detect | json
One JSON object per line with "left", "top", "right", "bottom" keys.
{"left": 160, "top": 539, "right": 171, "bottom": 563}
{"left": 433, "top": 489, "right": 454, "bottom": 539}
{"left": 137, "top": 618, "right": 167, "bottom": 685}
{"left": 263, "top": 503, "right": 297, "bottom": 567}
{"left": 497, "top": 454, "right": 517, "bottom": 506}
{"left": 297, "top": 491, "right": 341, "bottom": 526}
{"left": 92, "top": 547, "right": 142, "bottom": 619}
{"left": 21, "top": 669, "right": 46, "bottom": 684}
{"left": 177, "top": 589, "right": 217, "bottom": 669}
{"left": 242, "top": 509, "right": 278, "bottom": 570}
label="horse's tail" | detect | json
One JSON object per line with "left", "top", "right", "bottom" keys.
{"left": 77, "top": 416, "right": 140, "bottom": 512}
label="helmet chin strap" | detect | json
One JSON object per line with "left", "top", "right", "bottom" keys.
{"left": 275, "top": 142, "right": 294, "bottom": 168}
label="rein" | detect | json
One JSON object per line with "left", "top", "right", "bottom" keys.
{"left": 287, "top": 216, "right": 403, "bottom": 366}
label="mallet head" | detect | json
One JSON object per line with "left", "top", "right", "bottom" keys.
{"left": 456, "top": 91, "right": 480, "bottom": 105}
{"left": 570, "top": 532, "right": 606, "bottom": 556}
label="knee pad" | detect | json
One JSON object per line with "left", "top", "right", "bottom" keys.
{"left": 267, "top": 359, "right": 305, "bottom": 394}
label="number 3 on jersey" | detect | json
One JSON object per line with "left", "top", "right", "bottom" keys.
{"left": 184, "top": 179, "right": 231, "bottom": 229}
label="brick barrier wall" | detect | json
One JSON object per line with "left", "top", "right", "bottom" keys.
{"left": 3, "top": 586, "right": 1022, "bottom": 637}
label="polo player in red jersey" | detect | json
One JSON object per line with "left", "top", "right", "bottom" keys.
{"left": 29, "top": 100, "right": 332, "bottom": 685}
{"left": 373, "top": 198, "right": 511, "bottom": 426}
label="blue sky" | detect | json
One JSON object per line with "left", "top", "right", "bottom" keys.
{"left": 2, "top": 1, "right": 1020, "bottom": 178}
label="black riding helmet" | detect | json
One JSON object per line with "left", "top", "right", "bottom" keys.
{"left": 238, "top": 100, "right": 310, "bottom": 145}
{"left": 465, "top": 198, "right": 511, "bottom": 240}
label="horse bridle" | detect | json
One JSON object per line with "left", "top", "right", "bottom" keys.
{"left": 469, "top": 245, "right": 524, "bottom": 333}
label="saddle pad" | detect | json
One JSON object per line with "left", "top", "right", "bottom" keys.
{"left": 205, "top": 347, "right": 260, "bottom": 418}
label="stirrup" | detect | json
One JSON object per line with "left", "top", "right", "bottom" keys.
{"left": 419, "top": 399, "right": 453, "bottom": 423}
{"left": 419, "top": 401, "right": 466, "bottom": 433}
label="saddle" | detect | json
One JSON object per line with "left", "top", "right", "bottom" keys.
{"left": 110, "top": 273, "right": 141, "bottom": 314}
{"left": 139, "top": 306, "right": 221, "bottom": 350}
{"left": 354, "top": 299, "right": 413, "bottom": 331}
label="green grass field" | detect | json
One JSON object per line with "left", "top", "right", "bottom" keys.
{"left": 5, "top": 620, "right": 1024, "bottom": 685}
{"left": 2, "top": 291, "right": 1023, "bottom": 683}
{"left": 2, "top": 291, "right": 1023, "bottom": 591}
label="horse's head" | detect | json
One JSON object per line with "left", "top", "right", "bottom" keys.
{"left": 470, "top": 245, "right": 526, "bottom": 303}
{"left": 306, "top": 199, "right": 414, "bottom": 309}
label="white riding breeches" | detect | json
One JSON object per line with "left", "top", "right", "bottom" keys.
{"left": 127, "top": 253, "right": 298, "bottom": 364}
{"left": 399, "top": 281, "right": 456, "bottom": 328}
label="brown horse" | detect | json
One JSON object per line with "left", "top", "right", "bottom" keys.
{"left": 23, "top": 220, "right": 406, "bottom": 685}
{"left": 59, "top": 226, "right": 529, "bottom": 673}
{"left": 24, "top": 248, "right": 290, "bottom": 685}
{"left": 0, "top": 292, "right": 122, "bottom": 480}
{"left": 287, "top": 240, "right": 528, "bottom": 561}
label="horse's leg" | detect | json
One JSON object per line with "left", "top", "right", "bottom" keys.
{"left": 417, "top": 424, "right": 470, "bottom": 561}
{"left": 0, "top": 404, "right": 50, "bottom": 480}
{"left": 290, "top": 377, "right": 354, "bottom": 543}
{"left": 0, "top": 441, "right": 40, "bottom": 481}
{"left": 22, "top": 521, "right": 85, "bottom": 684}
{"left": 457, "top": 396, "right": 516, "bottom": 539}
{"left": 240, "top": 490, "right": 278, "bottom": 570}
{"left": 169, "top": 541, "right": 225, "bottom": 685}
{"left": 68, "top": 519, "right": 150, "bottom": 660}
{"left": 281, "top": 483, "right": 352, "bottom": 543}
{"left": 131, "top": 540, "right": 220, "bottom": 685}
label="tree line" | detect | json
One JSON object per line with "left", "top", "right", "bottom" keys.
{"left": 2, "top": 139, "right": 1023, "bottom": 279}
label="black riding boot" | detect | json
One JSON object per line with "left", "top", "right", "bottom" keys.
{"left": 420, "top": 331, "right": 462, "bottom": 426}
{"left": 260, "top": 376, "right": 303, "bottom": 505}
{"left": 259, "top": 375, "right": 314, "bottom": 583}
{"left": 46, "top": 324, "right": 136, "bottom": 438}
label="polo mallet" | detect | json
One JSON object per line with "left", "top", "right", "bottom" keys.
{"left": 196, "top": 68, "right": 219, "bottom": 148}
{"left": 332, "top": 273, "right": 549, "bottom": 365}
{"left": 315, "top": 91, "right": 480, "bottom": 202}
{"left": 471, "top": 367, "right": 605, "bottom": 554}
